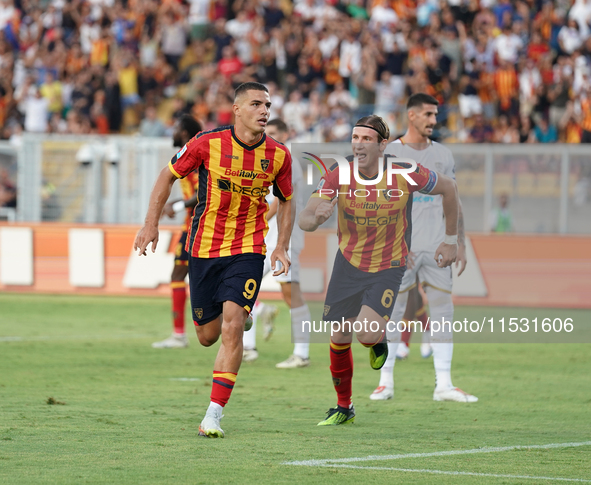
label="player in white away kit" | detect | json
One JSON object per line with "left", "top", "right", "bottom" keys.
{"left": 242, "top": 119, "right": 312, "bottom": 368}
{"left": 370, "top": 93, "right": 478, "bottom": 403}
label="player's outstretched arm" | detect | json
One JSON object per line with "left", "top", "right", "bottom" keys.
{"left": 271, "top": 198, "right": 293, "bottom": 276}
{"left": 298, "top": 197, "right": 337, "bottom": 232}
{"left": 429, "top": 173, "right": 459, "bottom": 268}
{"left": 134, "top": 167, "right": 178, "bottom": 256}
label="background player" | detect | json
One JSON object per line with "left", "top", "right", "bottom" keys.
{"left": 299, "top": 115, "right": 460, "bottom": 426}
{"left": 242, "top": 119, "right": 312, "bottom": 368}
{"left": 152, "top": 114, "right": 202, "bottom": 349}
{"left": 134, "top": 82, "right": 293, "bottom": 438}
{"left": 393, "top": 277, "right": 432, "bottom": 360}
{"left": 370, "top": 93, "right": 477, "bottom": 403}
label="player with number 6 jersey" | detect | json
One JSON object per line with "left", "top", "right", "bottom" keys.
{"left": 298, "top": 114, "right": 460, "bottom": 426}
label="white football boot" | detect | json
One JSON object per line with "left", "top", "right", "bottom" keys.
{"left": 242, "top": 348, "right": 259, "bottom": 363}
{"left": 396, "top": 343, "right": 410, "bottom": 360}
{"left": 199, "top": 407, "right": 224, "bottom": 438}
{"left": 151, "top": 333, "right": 188, "bottom": 349}
{"left": 420, "top": 343, "right": 433, "bottom": 358}
{"left": 433, "top": 387, "right": 478, "bottom": 402}
{"left": 369, "top": 386, "right": 394, "bottom": 401}
{"left": 276, "top": 354, "right": 310, "bottom": 369}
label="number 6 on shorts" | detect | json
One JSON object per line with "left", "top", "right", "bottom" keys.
{"left": 381, "top": 289, "right": 394, "bottom": 308}
{"left": 243, "top": 279, "right": 257, "bottom": 299}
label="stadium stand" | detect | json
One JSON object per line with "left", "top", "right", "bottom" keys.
{"left": 0, "top": 0, "right": 589, "bottom": 144}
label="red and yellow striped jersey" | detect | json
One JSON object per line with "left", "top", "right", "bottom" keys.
{"left": 312, "top": 158, "right": 437, "bottom": 272}
{"left": 178, "top": 171, "right": 199, "bottom": 232}
{"left": 169, "top": 125, "right": 293, "bottom": 258}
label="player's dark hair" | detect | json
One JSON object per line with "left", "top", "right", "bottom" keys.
{"left": 407, "top": 93, "right": 439, "bottom": 110}
{"left": 178, "top": 114, "right": 202, "bottom": 138}
{"left": 267, "top": 118, "right": 288, "bottom": 133}
{"left": 234, "top": 82, "right": 269, "bottom": 101}
{"left": 355, "top": 115, "right": 390, "bottom": 142}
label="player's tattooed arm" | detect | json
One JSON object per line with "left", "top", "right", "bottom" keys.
{"left": 458, "top": 201, "right": 465, "bottom": 247}
{"left": 456, "top": 200, "right": 468, "bottom": 276}
{"left": 429, "top": 173, "right": 459, "bottom": 268}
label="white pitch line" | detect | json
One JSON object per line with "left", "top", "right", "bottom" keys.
{"left": 315, "top": 464, "right": 591, "bottom": 483}
{"left": 0, "top": 334, "right": 152, "bottom": 342}
{"left": 168, "top": 378, "right": 201, "bottom": 382}
{"left": 283, "top": 441, "right": 591, "bottom": 466}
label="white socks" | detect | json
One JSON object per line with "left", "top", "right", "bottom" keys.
{"left": 291, "top": 304, "right": 310, "bottom": 359}
{"left": 378, "top": 342, "right": 398, "bottom": 389}
{"left": 207, "top": 401, "right": 223, "bottom": 416}
{"left": 433, "top": 343, "right": 453, "bottom": 391}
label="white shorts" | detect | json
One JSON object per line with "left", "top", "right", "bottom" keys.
{"left": 263, "top": 247, "right": 301, "bottom": 284}
{"left": 400, "top": 251, "right": 452, "bottom": 294}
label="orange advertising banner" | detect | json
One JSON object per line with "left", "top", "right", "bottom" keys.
{"left": 0, "top": 223, "right": 590, "bottom": 309}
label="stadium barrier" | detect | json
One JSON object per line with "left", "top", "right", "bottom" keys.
{"left": 2, "top": 137, "right": 591, "bottom": 235}
{"left": 0, "top": 222, "right": 589, "bottom": 309}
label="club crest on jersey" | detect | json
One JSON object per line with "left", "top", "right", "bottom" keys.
{"left": 260, "top": 159, "right": 270, "bottom": 172}
{"left": 435, "top": 162, "right": 443, "bottom": 171}
{"left": 383, "top": 190, "right": 392, "bottom": 201}
{"left": 194, "top": 308, "right": 203, "bottom": 319}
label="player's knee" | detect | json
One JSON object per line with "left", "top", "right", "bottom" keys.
{"left": 428, "top": 290, "right": 454, "bottom": 318}
{"left": 222, "top": 317, "right": 245, "bottom": 343}
{"left": 171, "top": 265, "right": 187, "bottom": 282}
{"left": 195, "top": 324, "right": 219, "bottom": 347}
{"left": 198, "top": 334, "right": 218, "bottom": 347}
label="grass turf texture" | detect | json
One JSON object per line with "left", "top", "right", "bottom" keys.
{"left": 0, "top": 293, "right": 590, "bottom": 484}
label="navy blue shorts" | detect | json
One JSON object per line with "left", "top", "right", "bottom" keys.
{"left": 323, "top": 250, "right": 406, "bottom": 323}
{"left": 174, "top": 231, "right": 189, "bottom": 265}
{"left": 188, "top": 253, "right": 265, "bottom": 325}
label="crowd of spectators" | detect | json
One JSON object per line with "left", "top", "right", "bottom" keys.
{"left": 0, "top": 0, "right": 590, "bottom": 144}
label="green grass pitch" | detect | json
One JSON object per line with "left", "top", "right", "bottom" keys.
{"left": 1, "top": 293, "right": 590, "bottom": 484}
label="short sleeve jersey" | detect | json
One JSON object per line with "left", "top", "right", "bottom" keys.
{"left": 169, "top": 125, "right": 293, "bottom": 258}
{"left": 312, "top": 157, "right": 437, "bottom": 272}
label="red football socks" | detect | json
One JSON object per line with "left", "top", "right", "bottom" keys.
{"left": 330, "top": 341, "right": 353, "bottom": 408}
{"left": 211, "top": 371, "right": 237, "bottom": 407}
{"left": 171, "top": 282, "right": 187, "bottom": 334}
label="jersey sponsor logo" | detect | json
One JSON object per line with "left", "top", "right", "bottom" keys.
{"left": 217, "top": 179, "right": 270, "bottom": 198}
{"left": 414, "top": 195, "right": 436, "bottom": 203}
{"left": 176, "top": 145, "right": 187, "bottom": 159}
{"left": 260, "top": 159, "right": 270, "bottom": 172}
{"left": 343, "top": 212, "right": 399, "bottom": 226}
{"left": 348, "top": 200, "right": 395, "bottom": 210}
{"left": 390, "top": 260, "right": 401, "bottom": 267}
{"left": 224, "top": 154, "right": 239, "bottom": 160}
{"left": 223, "top": 168, "right": 269, "bottom": 180}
